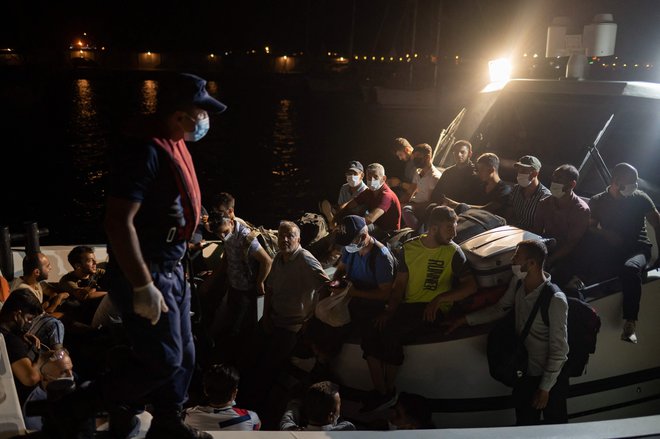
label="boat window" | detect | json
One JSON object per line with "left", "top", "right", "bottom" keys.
{"left": 465, "top": 91, "right": 660, "bottom": 204}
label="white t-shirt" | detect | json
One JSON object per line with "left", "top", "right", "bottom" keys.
{"left": 184, "top": 405, "right": 261, "bottom": 431}
{"left": 411, "top": 165, "right": 442, "bottom": 203}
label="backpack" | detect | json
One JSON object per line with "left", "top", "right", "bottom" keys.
{"left": 243, "top": 225, "right": 280, "bottom": 259}
{"left": 455, "top": 208, "right": 507, "bottom": 245}
{"left": 296, "top": 212, "right": 329, "bottom": 248}
{"left": 538, "top": 283, "right": 602, "bottom": 377}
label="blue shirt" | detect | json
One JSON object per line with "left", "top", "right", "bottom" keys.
{"left": 340, "top": 240, "right": 395, "bottom": 290}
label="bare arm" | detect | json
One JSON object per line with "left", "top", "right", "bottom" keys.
{"left": 252, "top": 247, "right": 273, "bottom": 296}
{"left": 11, "top": 357, "right": 41, "bottom": 387}
{"left": 103, "top": 197, "right": 152, "bottom": 288}
{"left": 333, "top": 199, "right": 358, "bottom": 227}
{"left": 364, "top": 208, "right": 385, "bottom": 225}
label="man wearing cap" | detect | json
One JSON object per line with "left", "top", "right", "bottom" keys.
{"left": 103, "top": 72, "right": 226, "bottom": 439}
{"left": 319, "top": 160, "right": 368, "bottom": 225}
{"left": 334, "top": 163, "right": 402, "bottom": 239}
{"left": 359, "top": 206, "right": 477, "bottom": 412}
{"left": 402, "top": 144, "right": 442, "bottom": 231}
{"left": 507, "top": 155, "right": 551, "bottom": 230}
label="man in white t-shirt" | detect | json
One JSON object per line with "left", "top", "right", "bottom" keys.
{"left": 402, "top": 143, "right": 442, "bottom": 230}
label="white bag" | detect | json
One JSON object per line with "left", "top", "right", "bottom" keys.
{"left": 315, "top": 284, "right": 352, "bottom": 327}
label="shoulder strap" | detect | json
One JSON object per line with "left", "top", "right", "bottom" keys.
{"left": 539, "top": 282, "right": 560, "bottom": 327}
{"left": 368, "top": 238, "right": 386, "bottom": 273}
{"left": 519, "top": 281, "right": 550, "bottom": 342}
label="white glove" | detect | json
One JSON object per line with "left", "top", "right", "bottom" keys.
{"left": 133, "top": 282, "right": 169, "bottom": 325}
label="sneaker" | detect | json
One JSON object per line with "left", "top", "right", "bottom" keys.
{"left": 145, "top": 417, "right": 212, "bottom": 439}
{"left": 621, "top": 320, "right": 638, "bottom": 344}
{"left": 359, "top": 388, "right": 398, "bottom": 413}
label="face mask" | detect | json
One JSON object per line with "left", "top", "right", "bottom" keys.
{"left": 620, "top": 183, "right": 638, "bottom": 197}
{"left": 511, "top": 264, "right": 527, "bottom": 280}
{"left": 413, "top": 158, "right": 426, "bottom": 168}
{"left": 346, "top": 175, "right": 361, "bottom": 188}
{"left": 344, "top": 236, "right": 365, "bottom": 253}
{"left": 183, "top": 116, "right": 210, "bottom": 142}
{"left": 549, "top": 182, "right": 566, "bottom": 199}
{"left": 516, "top": 173, "right": 532, "bottom": 188}
{"left": 369, "top": 178, "right": 383, "bottom": 191}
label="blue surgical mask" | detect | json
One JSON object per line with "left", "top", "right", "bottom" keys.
{"left": 184, "top": 115, "right": 210, "bottom": 142}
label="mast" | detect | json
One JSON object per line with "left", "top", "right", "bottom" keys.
{"left": 348, "top": 0, "right": 356, "bottom": 57}
{"left": 433, "top": 0, "right": 443, "bottom": 89}
{"left": 408, "top": 0, "right": 418, "bottom": 88}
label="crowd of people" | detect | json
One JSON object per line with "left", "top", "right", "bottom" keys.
{"left": 1, "top": 72, "right": 659, "bottom": 437}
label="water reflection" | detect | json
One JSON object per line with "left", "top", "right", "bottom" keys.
{"left": 272, "top": 99, "right": 303, "bottom": 183}
{"left": 141, "top": 80, "right": 158, "bottom": 114}
{"left": 73, "top": 79, "right": 97, "bottom": 126}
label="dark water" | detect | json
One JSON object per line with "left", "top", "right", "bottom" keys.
{"left": 2, "top": 69, "right": 458, "bottom": 245}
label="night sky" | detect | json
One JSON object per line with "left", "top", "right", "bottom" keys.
{"left": 2, "top": 0, "right": 660, "bottom": 61}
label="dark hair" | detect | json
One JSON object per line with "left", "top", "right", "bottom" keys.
{"left": 554, "top": 164, "right": 579, "bottom": 183}
{"left": 22, "top": 253, "right": 44, "bottom": 275}
{"left": 427, "top": 205, "right": 457, "bottom": 227}
{"left": 476, "top": 153, "right": 500, "bottom": 171}
{"left": 0, "top": 288, "right": 43, "bottom": 319}
{"left": 517, "top": 239, "right": 547, "bottom": 267}
{"left": 452, "top": 140, "right": 472, "bottom": 152}
{"left": 303, "top": 381, "right": 339, "bottom": 425}
{"left": 67, "top": 245, "right": 95, "bottom": 268}
{"left": 212, "top": 192, "right": 235, "bottom": 211}
{"left": 611, "top": 162, "right": 638, "bottom": 182}
{"left": 392, "top": 137, "right": 412, "bottom": 152}
{"left": 396, "top": 392, "right": 434, "bottom": 429}
{"left": 412, "top": 143, "right": 433, "bottom": 156}
{"left": 203, "top": 364, "right": 240, "bottom": 405}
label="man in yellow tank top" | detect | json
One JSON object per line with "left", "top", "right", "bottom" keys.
{"left": 359, "top": 206, "right": 478, "bottom": 413}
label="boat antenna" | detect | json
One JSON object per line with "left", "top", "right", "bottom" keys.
{"left": 433, "top": 107, "right": 466, "bottom": 168}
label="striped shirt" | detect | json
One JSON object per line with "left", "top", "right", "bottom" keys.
{"left": 510, "top": 183, "right": 551, "bottom": 230}
{"left": 184, "top": 405, "right": 261, "bottom": 431}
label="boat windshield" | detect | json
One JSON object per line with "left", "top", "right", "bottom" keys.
{"left": 458, "top": 90, "right": 660, "bottom": 204}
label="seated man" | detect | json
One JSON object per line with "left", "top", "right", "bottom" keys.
{"left": 580, "top": 163, "right": 660, "bottom": 343}
{"left": 430, "top": 140, "right": 481, "bottom": 207}
{"left": 279, "top": 381, "right": 355, "bottom": 431}
{"left": 319, "top": 160, "right": 368, "bottom": 225}
{"left": 10, "top": 253, "right": 69, "bottom": 315}
{"left": 305, "top": 215, "right": 395, "bottom": 372}
{"left": 360, "top": 206, "right": 477, "bottom": 412}
{"left": 439, "top": 152, "right": 511, "bottom": 217}
{"left": 184, "top": 363, "right": 261, "bottom": 431}
{"left": 335, "top": 163, "right": 402, "bottom": 240}
{"left": 506, "top": 155, "right": 551, "bottom": 230}
{"left": 240, "top": 221, "right": 330, "bottom": 411}
{"left": 402, "top": 143, "right": 442, "bottom": 231}
{"left": 58, "top": 245, "right": 109, "bottom": 325}
{"left": 388, "top": 137, "right": 417, "bottom": 204}
{"left": 0, "top": 288, "right": 45, "bottom": 406}
{"left": 532, "top": 164, "right": 590, "bottom": 286}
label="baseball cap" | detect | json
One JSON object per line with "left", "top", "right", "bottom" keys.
{"left": 514, "top": 155, "right": 542, "bottom": 171}
{"left": 335, "top": 215, "right": 367, "bottom": 246}
{"left": 159, "top": 73, "right": 227, "bottom": 114}
{"left": 346, "top": 160, "right": 364, "bottom": 173}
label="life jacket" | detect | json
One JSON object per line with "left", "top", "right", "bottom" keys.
{"left": 151, "top": 137, "right": 202, "bottom": 242}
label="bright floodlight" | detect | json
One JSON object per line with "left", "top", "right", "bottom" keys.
{"left": 489, "top": 58, "right": 512, "bottom": 83}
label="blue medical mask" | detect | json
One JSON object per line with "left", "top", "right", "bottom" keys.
{"left": 184, "top": 115, "right": 210, "bottom": 142}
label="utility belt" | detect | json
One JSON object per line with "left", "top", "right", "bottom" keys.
{"left": 148, "top": 259, "right": 183, "bottom": 273}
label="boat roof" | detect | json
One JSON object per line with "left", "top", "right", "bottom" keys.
{"left": 481, "top": 78, "right": 660, "bottom": 100}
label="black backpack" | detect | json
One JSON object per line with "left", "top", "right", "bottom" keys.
{"left": 539, "top": 283, "right": 601, "bottom": 377}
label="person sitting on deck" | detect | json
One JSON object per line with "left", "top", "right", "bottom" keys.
{"left": 359, "top": 206, "right": 477, "bottom": 413}
{"left": 505, "top": 155, "right": 551, "bottom": 230}
{"left": 532, "top": 164, "right": 590, "bottom": 288}
{"left": 437, "top": 152, "right": 512, "bottom": 218}
{"left": 333, "top": 163, "right": 402, "bottom": 241}
{"left": 574, "top": 163, "right": 660, "bottom": 343}
{"left": 387, "top": 137, "right": 418, "bottom": 204}
{"left": 184, "top": 363, "right": 261, "bottom": 431}
{"left": 401, "top": 143, "right": 442, "bottom": 231}
{"left": 10, "top": 253, "right": 69, "bottom": 316}
{"left": 429, "top": 140, "right": 481, "bottom": 208}
{"left": 279, "top": 380, "right": 355, "bottom": 431}
{"left": 319, "top": 160, "right": 368, "bottom": 226}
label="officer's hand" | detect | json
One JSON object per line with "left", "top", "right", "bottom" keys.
{"left": 531, "top": 389, "right": 549, "bottom": 410}
{"left": 133, "top": 282, "right": 169, "bottom": 325}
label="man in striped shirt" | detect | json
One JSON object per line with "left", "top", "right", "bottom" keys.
{"left": 507, "top": 155, "right": 551, "bottom": 230}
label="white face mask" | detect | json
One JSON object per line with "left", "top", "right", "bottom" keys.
{"left": 511, "top": 264, "right": 527, "bottom": 280}
{"left": 344, "top": 236, "right": 366, "bottom": 253}
{"left": 517, "top": 173, "right": 532, "bottom": 188}
{"left": 620, "top": 183, "right": 638, "bottom": 197}
{"left": 549, "top": 182, "right": 566, "bottom": 199}
{"left": 346, "top": 175, "right": 361, "bottom": 188}
{"left": 369, "top": 178, "right": 383, "bottom": 191}
{"left": 183, "top": 116, "right": 210, "bottom": 142}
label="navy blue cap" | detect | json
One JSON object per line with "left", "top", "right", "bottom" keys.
{"left": 347, "top": 160, "right": 364, "bottom": 173}
{"left": 336, "top": 215, "right": 367, "bottom": 246}
{"left": 159, "top": 73, "right": 227, "bottom": 114}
